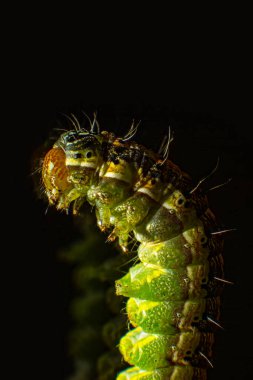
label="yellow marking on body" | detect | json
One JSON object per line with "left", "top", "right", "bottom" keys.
{"left": 133, "top": 333, "right": 157, "bottom": 352}
{"left": 112, "top": 139, "right": 123, "bottom": 147}
{"left": 104, "top": 171, "right": 132, "bottom": 183}
{"left": 162, "top": 190, "right": 184, "bottom": 209}
{"left": 65, "top": 158, "right": 97, "bottom": 168}
{"left": 80, "top": 162, "right": 97, "bottom": 168}
{"left": 145, "top": 267, "right": 165, "bottom": 283}
{"left": 162, "top": 200, "right": 173, "bottom": 210}
{"left": 139, "top": 241, "right": 164, "bottom": 252}
{"left": 98, "top": 162, "right": 108, "bottom": 177}
{"left": 103, "top": 159, "right": 134, "bottom": 183}
{"left": 137, "top": 187, "right": 157, "bottom": 200}
{"left": 117, "top": 367, "right": 153, "bottom": 379}
{"left": 132, "top": 298, "right": 160, "bottom": 312}
{"left": 120, "top": 328, "right": 158, "bottom": 364}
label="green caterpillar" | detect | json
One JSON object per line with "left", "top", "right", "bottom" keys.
{"left": 41, "top": 116, "right": 227, "bottom": 380}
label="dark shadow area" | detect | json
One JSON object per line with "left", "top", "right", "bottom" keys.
{"left": 10, "top": 79, "right": 252, "bottom": 380}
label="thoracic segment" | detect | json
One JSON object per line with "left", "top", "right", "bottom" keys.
{"left": 42, "top": 127, "right": 224, "bottom": 380}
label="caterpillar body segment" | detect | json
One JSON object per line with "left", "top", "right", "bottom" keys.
{"left": 116, "top": 366, "right": 207, "bottom": 380}
{"left": 41, "top": 124, "right": 225, "bottom": 380}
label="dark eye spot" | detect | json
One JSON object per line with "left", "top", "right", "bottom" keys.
{"left": 186, "top": 350, "right": 192, "bottom": 355}
{"left": 201, "top": 236, "right": 207, "bottom": 244}
{"left": 114, "top": 158, "right": 120, "bottom": 165}
{"left": 151, "top": 179, "right": 156, "bottom": 185}
{"left": 66, "top": 134, "right": 76, "bottom": 142}
{"left": 177, "top": 197, "right": 184, "bottom": 205}
{"left": 73, "top": 153, "right": 82, "bottom": 159}
{"left": 86, "top": 151, "right": 93, "bottom": 158}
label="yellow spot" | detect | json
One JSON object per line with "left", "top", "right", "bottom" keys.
{"left": 146, "top": 267, "right": 164, "bottom": 283}
{"left": 48, "top": 161, "right": 55, "bottom": 171}
{"left": 138, "top": 299, "right": 160, "bottom": 312}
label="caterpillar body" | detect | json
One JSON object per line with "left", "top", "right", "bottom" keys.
{"left": 41, "top": 119, "right": 226, "bottom": 380}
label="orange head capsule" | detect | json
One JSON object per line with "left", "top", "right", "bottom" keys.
{"left": 42, "top": 147, "right": 72, "bottom": 205}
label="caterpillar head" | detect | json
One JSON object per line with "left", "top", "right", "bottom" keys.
{"left": 42, "top": 129, "right": 103, "bottom": 213}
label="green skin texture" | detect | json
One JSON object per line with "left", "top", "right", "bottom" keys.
{"left": 88, "top": 177, "right": 215, "bottom": 378}
{"left": 44, "top": 130, "right": 223, "bottom": 380}
{"left": 111, "top": 193, "right": 211, "bottom": 380}
{"left": 90, "top": 185, "right": 213, "bottom": 380}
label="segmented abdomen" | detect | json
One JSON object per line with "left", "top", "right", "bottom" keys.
{"left": 41, "top": 125, "right": 225, "bottom": 380}
{"left": 112, "top": 178, "right": 223, "bottom": 379}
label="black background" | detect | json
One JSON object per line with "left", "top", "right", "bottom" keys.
{"left": 6, "top": 17, "right": 253, "bottom": 380}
